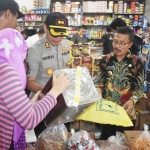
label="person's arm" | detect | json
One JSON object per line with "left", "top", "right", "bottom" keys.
{"left": 26, "top": 48, "right": 43, "bottom": 93}
{"left": 0, "top": 63, "right": 70, "bottom": 130}
{"left": 71, "top": 34, "right": 76, "bottom": 44}
{"left": 97, "top": 56, "right": 108, "bottom": 95}
{"left": 129, "top": 58, "right": 144, "bottom": 104}
{"left": 99, "top": 35, "right": 105, "bottom": 47}
{"left": 123, "top": 58, "right": 144, "bottom": 113}
{"left": 146, "top": 56, "right": 150, "bottom": 109}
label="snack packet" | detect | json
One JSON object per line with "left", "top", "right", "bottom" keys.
{"left": 36, "top": 124, "right": 68, "bottom": 150}
{"left": 100, "top": 132, "right": 129, "bottom": 150}
{"left": 132, "top": 124, "right": 150, "bottom": 150}
{"left": 68, "top": 130, "right": 100, "bottom": 150}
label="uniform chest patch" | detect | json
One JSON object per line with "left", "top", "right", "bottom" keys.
{"left": 46, "top": 68, "right": 53, "bottom": 75}
{"left": 45, "top": 42, "right": 50, "bottom": 48}
{"left": 62, "top": 47, "right": 68, "bottom": 51}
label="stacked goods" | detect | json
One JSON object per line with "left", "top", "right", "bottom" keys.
{"left": 71, "top": 44, "right": 104, "bottom": 86}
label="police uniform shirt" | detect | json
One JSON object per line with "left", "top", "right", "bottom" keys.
{"left": 27, "top": 34, "right": 70, "bottom": 91}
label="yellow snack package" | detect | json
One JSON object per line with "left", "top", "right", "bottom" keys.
{"left": 77, "top": 98, "right": 133, "bottom": 127}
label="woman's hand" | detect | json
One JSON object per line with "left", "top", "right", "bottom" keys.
{"left": 50, "top": 72, "right": 71, "bottom": 98}
{"left": 30, "top": 91, "right": 41, "bottom": 104}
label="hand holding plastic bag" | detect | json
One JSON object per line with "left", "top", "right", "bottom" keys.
{"left": 132, "top": 124, "right": 150, "bottom": 150}
{"left": 36, "top": 124, "right": 68, "bottom": 150}
{"left": 100, "top": 132, "right": 129, "bottom": 150}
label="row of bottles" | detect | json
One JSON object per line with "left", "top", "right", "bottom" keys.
{"left": 85, "top": 28, "right": 106, "bottom": 39}
{"left": 67, "top": 15, "right": 82, "bottom": 26}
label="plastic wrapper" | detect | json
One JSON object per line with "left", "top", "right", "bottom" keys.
{"left": 67, "top": 130, "right": 100, "bottom": 150}
{"left": 36, "top": 124, "right": 68, "bottom": 150}
{"left": 55, "top": 67, "right": 99, "bottom": 107}
{"left": 100, "top": 132, "right": 129, "bottom": 150}
{"left": 132, "top": 124, "right": 150, "bottom": 150}
{"left": 77, "top": 98, "right": 133, "bottom": 127}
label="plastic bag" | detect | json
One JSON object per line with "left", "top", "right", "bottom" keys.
{"left": 67, "top": 130, "right": 100, "bottom": 150}
{"left": 132, "top": 124, "right": 150, "bottom": 150}
{"left": 100, "top": 132, "right": 129, "bottom": 150}
{"left": 36, "top": 124, "right": 68, "bottom": 150}
{"left": 77, "top": 98, "right": 133, "bottom": 127}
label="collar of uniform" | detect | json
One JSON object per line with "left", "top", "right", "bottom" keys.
{"left": 110, "top": 50, "right": 131, "bottom": 59}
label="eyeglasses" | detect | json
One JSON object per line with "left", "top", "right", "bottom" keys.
{"left": 112, "top": 40, "right": 131, "bottom": 48}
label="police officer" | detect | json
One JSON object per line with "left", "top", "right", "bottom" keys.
{"left": 27, "top": 12, "right": 71, "bottom": 136}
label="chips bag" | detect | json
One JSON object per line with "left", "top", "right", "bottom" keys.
{"left": 77, "top": 98, "right": 133, "bottom": 127}
{"left": 132, "top": 124, "right": 150, "bottom": 150}
{"left": 36, "top": 124, "right": 68, "bottom": 150}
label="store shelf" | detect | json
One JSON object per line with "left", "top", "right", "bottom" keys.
{"left": 88, "top": 38, "right": 102, "bottom": 40}
{"left": 83, "top": 12, "right": 113, "bottom": 14}
{"left": 18, "top": 20, "right": 45, "bottom": 22}
{"left": 114, "top": 12, "right": 144, "bottom": 15}
{"left": 62, "top": 12, "right": 82, "bottom": 14}
{"left": 86, "top": 25, "right": 108, "bottom": 27}
{"left": 24, "top": 13, "right": 49, "bottom": 15}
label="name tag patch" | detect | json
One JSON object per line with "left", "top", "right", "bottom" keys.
{"left": 62, "top": 51, "right": 69, "bottom": 56}
{"left": 42, "top": 55, "right": 54, "bottom": 60}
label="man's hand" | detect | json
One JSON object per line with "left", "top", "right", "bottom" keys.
{"left": 123, "top": 100, "right": 134, "bottom": 114}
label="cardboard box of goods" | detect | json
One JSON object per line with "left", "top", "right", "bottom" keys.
{"left": 80, "top": 121, "right": 95, "bottom": 132}
{"left": 135, "top": 97, "right": 147, "bottom": 112}
{"left": 92, "top": 56, "right": 102, "bottom": 72}
{"left": 71, "top": 3, "right": 79, "bottom": 8}
{"left": 96, "top": 140, "right": 106, "bottom": 147}
{"left": 134, "top": 112, "right": 139, "bottom": 130}
{"left": 71, "top": 8, "right": 78, "bottom": 13}
{"left": 82, "top": 56, "right": 92, "bottom": 69}
{"left": 72, "top": 57, "right": 82, "bottom": 68}
{"left": 70, "top": 120, "right": 80, "bottom": 131}
{"left": 124, "top": 130, "right": 150, "bottom": 150}
{"left": 139, "top": 111, "right": 150, "bottom": 130}
{"left": 65, "top": 4, "right": 71, "bottom": 12}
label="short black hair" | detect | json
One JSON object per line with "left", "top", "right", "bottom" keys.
{"left": 37, "top": 27, "right": 45, "bottom": 35}
{"left": 115, "top": 26, "right": 134, "bottom": 42}
{"left": 21, "top": 30, "right": 27, "bottom": 35}
{"left": 135, "top": 26, "right": 142, "bottom": 32}
{"left": 0, "top": 9, "right": 17, "bottom": 17}
{"left": 79, "top": 25, "right": 87, "bottom": 30}
{"left": 106, "top": 26, "right": 112, "bottom": 32}
{"left": 110, "top": 18, "right": 127, "bottom": 31}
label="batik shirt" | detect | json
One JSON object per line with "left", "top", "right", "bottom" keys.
{"left": 98, "top": 51, "right": 144, "bottom": 120}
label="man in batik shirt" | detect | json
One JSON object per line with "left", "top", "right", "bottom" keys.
{"left": 98, "top": 26, "right": 144, "bottom": 140}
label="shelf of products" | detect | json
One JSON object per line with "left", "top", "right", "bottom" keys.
{"left": 17, "top": 0, "right": 146, "bottom": 36}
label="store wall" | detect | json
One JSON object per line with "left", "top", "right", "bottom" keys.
{"left": 145, "top": 0, "right": 150, "bottom": 23}
{"left": 15, "top": 0, "right": 34, "bottom": 10}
